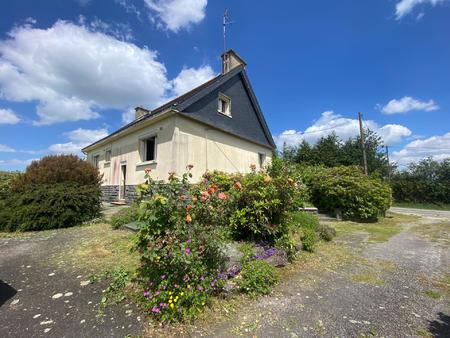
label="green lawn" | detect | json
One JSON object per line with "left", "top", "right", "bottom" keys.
{"left": 393, "top": 202, "right": 450, "bottom": 211}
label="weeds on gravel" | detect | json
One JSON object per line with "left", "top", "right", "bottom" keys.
{"left": 331, "top": 212, "right": 419, "bottom": 243}
{"left": 351, "top": 269, "right": 384, "bottom": 286}
{"left": 411, "top": 221, "right": 450, "bottom": 247}
{"left": 423, "top": 290, "right": 442, "bottom": 300}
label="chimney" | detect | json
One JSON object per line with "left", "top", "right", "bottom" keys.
{"left": 135, "top": 107, "right": 150, "bottom": 120}
{"left": 221, "top": 50, "right": 247, "bottom": 74}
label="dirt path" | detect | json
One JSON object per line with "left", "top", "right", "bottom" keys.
{"left": 0, "top": 225, "right": 142, "bottom": 338}
{"left": 196, "top": 214, "right": 450, "bottom": 337}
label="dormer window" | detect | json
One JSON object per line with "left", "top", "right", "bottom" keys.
{"left": 218, "top": 93, "right": 231, "bottom": 117}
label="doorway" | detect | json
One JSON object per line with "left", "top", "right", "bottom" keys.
{"left": 119, "top": 164, "right": 126, "bottom": 200}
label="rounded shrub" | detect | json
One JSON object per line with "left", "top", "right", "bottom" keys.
{"left": 0, "top": 155, "right": 102, "bottom": 232}
{"left": 0, "top": 184, "right": 101, "bottom": 231}
{"left": 238, "top": 260, "right": 279, "bottom": 296}
{"left": 308, "top": 166, "right": 392, "bottom": 220}
{"left": 300, "top": 227, "right": 317, "bottom": 252}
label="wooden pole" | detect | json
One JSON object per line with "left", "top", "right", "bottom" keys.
{"left": 358, "top": 112, "right": 368, "bottom": 176}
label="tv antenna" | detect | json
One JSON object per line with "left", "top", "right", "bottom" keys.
{"left": 223, "top": 9, "right": 233, "bottom": 52}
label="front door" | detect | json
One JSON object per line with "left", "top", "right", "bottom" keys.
{"left": 120, "top": 164, "right": 126, "bottom": 200}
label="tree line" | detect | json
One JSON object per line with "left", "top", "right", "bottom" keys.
{"left": 281, "top": 130, "right": 450, "bottom": 206}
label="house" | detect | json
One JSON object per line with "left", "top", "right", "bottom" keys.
{"left": 82, "top": 50, "right": 275, "bottom": 203}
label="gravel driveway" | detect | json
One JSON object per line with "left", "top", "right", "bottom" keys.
{"left": 196, "top": 210, "right": 450, "bottom": 337}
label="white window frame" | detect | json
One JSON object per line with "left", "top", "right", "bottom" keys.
{"left": 218, "top": 93, "right": 232, "bottom": 117}
{"left": 93, "top": 154, "right": 100, "bottom": 169}
{"left": 139, "top": 134, "right": 157, "bottom": 165}
{"left": 258, "top": 153, "right": 266, "bottom": 169}
{"left": 105, "top": 148, "right": 112, "bottom": 163}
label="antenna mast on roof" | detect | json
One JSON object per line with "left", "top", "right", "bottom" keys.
{"left": 223, "top": 9, "right": 233, "bottom": 52}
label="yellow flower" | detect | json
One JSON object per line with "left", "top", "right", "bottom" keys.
{"left": 169, "top": 299, "right": 172, "bottom": 304}
{"left": 169, "top": 291, "right": 173, "bottom": 295}
{"left": 174, "top": 297, "right": 178, "bottom": 302}
{"left": 180, "top": 292, "right": 184, "bottom": 296}
{"left": 170, "top": 303, "right": 174, "bottom": 309}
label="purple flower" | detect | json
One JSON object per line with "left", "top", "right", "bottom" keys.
{"left": 155, "top": 291, "right": 160, "bottom": 296}
{"left": 143, "top": 291, "right": 150, "bottom": 297}
{"left": 162, "top": 285, "right": 167, "bottom": 290}
{"left": 200, "top": 275, "right": 205, "bottom": 280}
{"left": 185, "top": 247, "right": 191, "bottom": 255}
{"left": 174, "top": 284, "right": 179, "bottom": 288}
{"left": 161, "top": 275, "right": 166, "bottom": 280}
{"left": 151, "top": 307, "right": 160, "bottom": 313}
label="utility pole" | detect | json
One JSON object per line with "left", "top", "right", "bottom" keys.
{"left": 358, "top": 112, "right": 368, "bottom": 176}
{"left": 385, "top": 145, "right": 390, "bottom": 179}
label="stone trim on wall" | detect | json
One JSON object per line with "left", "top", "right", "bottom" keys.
{"left": 101, "top": 185, "right": 138, "bottom": 203}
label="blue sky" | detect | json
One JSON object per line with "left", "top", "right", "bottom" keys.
{"left": 0, "top": 0, "right": 449, "bottom": 170}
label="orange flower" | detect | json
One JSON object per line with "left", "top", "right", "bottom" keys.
{"left": 234, "top": 181, "right": 242, "bottom": 190}
{"left": 192, "top": 196, "right": 198, "bottom": 203}
{"left": 218, "top": 192, "right": 228, "bottom": 200}
{"left": 186, "top": 204, "right": 193, "bottom": 211}
{"left": 185, "top": 214, "right": 192, "bottom": 223}
{"left": 144, "top": 168, "right": 152, "bottom": 174}
{"left": 201, "top": 191, "right": 210, "bottom": 201}
{"left": 249, "top": 164, "right": 257, "bottom": 171}
{"left": 264, "top": 175, "right": 272, "bottom": 184}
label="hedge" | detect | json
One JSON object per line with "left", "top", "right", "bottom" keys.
{"left": 0, "top": 184, "right": 101, "bottom": 232}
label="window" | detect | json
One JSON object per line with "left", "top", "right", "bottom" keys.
{"left": 258, "top": 153, "right": 266, "bottom": 169}
{"left": 105, "top": 149, "right": 111, "bottom": 162}
{"left": 142, "top": 136, "right": 156, "bottom": 162}
{"left": 93, "top": 155, "right": 100, "bottom": 169}
{"left": 218, "top": 94, "right": 231, "bottom": 117}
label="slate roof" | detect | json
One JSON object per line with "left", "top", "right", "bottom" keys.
{"left": 83, "top": 62, "right": 275, "bottom": 152}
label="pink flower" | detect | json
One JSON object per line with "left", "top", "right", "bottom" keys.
{"left": 234, "top": 181, "right": 242, "bottom": 190}
{"left": 185, "top": 247, "right": 191, "bottom": 255}
{"left": 201, "top": 191, "right": 210, "bottom": 201}
{"left": 143, "top": 291, "right": 149, "bottom": 297}
{"left": 218, "top": 192, "right": 228, "bottom": 200}
{"left": 152, "top": 307, "right": 160, "bottom": 313}
{"left": 144, "top": 168, "right": 151, "bottom": 174}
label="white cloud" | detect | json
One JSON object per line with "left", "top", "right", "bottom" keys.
{"left": 48, "top": 128, "right": 109, "bottom": 155}
{"left": 0, "top": 158, "right": 35, "bottom": 167}
{"left": 380, "top": 96, "right": 439, "bottom": 114}
{"left": 0, "top": 108, "right": 20, "bottom": 124}
{"left": 395, "top": 0, "right": 446, "bottom": 19}
{"left": 144, "top": 0, "right": 207, "bottom": 32}
{"left": 0, "top": 20, "right": 214, "bottom": 125}
{"left": 273, "top": 111, "right": 412, "bottom": 148}
{"left": 392, "top": 132, "right": 450, "bottom": 165}
{"left": 0, "top": 144, "right": 16, "bottom": 153}
{"left": 171, "top": 65, "right": 215, "bottom": 97}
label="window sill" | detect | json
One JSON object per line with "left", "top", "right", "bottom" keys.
{"left": 217, "top": 111, "right": 232, "bottom": 118}
{"left": 136, "top": 160, "right": 157, "bottom": 167}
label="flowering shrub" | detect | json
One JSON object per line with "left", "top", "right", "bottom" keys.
{"left": 229, "top": 158, "right": 307, "bottom": 240}
{"left": 238, "top": 260, "right": 279, "bottom": 296}
{"left": 134, "top": 168, "right": 229, "bottom": 322}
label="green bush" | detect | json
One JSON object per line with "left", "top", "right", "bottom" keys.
{"left": 238, "top": 260, "right": 278, "bottom": 296}
{"left": 238, "top": 242, "right": 256, "bottom": 264}
{"left": 229, "top": 158, "right": 308, "bottom": 241}
{"left": 111, "top": 206, "right": 138, "bottom": 229}
{"left": 292, "top": 211, "right": 319, "bottom": 230}
{"left": 308, "top": 166, "right": 392, "bottom": 220}
{"left": 12, "top": 155, "right": 102, "bottom": 190}
{"left": 0, "top": 184, "right": 101, "bottom": 232}
{"left": 300, "top": 227, "right": 317, "bottom": 252}
{"left": 316, "top": 223, "right": 336, "bottom": 241}
{"left": 391, "top": 158, "right": 450, "bottom": 204}
{"left": 0, "top": 171, "right": 19, "bottom": 198}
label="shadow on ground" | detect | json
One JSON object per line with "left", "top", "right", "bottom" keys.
{"left": 0, "top": 280, "right": 16, "bottom": 307}
{"left": 428, "top": 312, "right": 450, "bottom": 337}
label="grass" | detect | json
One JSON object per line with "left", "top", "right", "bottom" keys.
{"left": 51, "top": 223, "right": 139, "bottom": 274}
{"left": 330, "top": 211, "right": 419, "bottom": 243}
{"left": 393, "top": 202, "right": 450, "bottom": 211}
{"left": 411, "top": 221, "right": 450, "bottom": 246}
{"left": 423, "top": 290, "right": 442, "bottom": 300}
{"left": 351, "top": 269, "right": 384, "bottom": 286}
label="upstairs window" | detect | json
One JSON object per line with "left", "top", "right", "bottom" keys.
{"left": 93, "top": 155, "right": 100, "bottom": 169}
{"left": 218, "top": 93, "right": 231, "bottom": 117}
{"left": 142, "top": 136, "right": 156, "bottom": 162}
{"left": 105, "top": 149, "right": 111, "bottom": 162}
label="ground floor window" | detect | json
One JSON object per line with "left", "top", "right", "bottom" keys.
{"left": 141, "top": 136, "right": 156, "bottom": 162}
